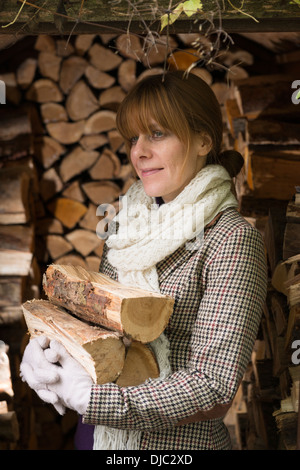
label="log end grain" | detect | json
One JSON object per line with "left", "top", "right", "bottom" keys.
{"left": 116, "top": 341, "right": 159, "bottom": 387}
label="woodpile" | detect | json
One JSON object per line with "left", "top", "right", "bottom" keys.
{"left": 0, "top": 30, "right": 299, "bottom": 449}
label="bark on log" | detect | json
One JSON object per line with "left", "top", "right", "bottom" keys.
{"left": 42, "top": 264, "right": 174, "bottom": 343}
{"left": 22, "top": 299, "right": 125, "bottom": 385}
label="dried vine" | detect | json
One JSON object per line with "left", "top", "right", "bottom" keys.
{"left": 3, "top": 0, "right": 258, "bottom": 75}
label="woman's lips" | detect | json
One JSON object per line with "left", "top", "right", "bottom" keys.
{"left": 140, "top": 168, "right": 163, "bottom": 177}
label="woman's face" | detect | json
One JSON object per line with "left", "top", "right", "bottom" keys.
{"left": 129, "top": 122, "right": 210, "bottom": 203}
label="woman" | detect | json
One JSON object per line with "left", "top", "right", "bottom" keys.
{"left": 20, "top": 71, "right": 267, "bottom": 450}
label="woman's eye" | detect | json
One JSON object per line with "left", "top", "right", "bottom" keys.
{"left": 152, "top": 130, "right": 164, "bottom": 139}
{"left": 130, "top": 136, "right": 138, "bottom": 145}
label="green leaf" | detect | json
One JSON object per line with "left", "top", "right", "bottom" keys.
{"left": 297, "top": 89, "right": 300, "bottom": 100}
{"left": 160, "top": 0, "right": 202, "bottom": 31}
{"left": 182, "top": 0, "right": 203, "bottom": 16}
{"left": 160, "top": 4, "right": 184, "bottom": 31}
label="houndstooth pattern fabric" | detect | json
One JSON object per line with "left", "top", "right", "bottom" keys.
{"left": 83, "top": 208, "right": 267, "bottom": 450}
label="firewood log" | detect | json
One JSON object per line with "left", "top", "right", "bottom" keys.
{"left": 0, "top": 225, "right": 33, "bottom": 276}
{"left": 40, "top": 102, "right": 68, "bottom": 124}
{"left": 45, "top": 235, "right": 73, "bottom": 260}
{"left": 16, "top": 57, "right": 37, "bottom": 89}
{"left": 25, "top": 79, "right": 63, "bottom": 103}
{"left": 116, "top": 341, "right": 159, "bottom": 387}
{"left": 47, "top": 198, "right": 87, "bottom": 229}
{"left": 35, "top": 135, "right": 66, "bottom": 169}
{"left": 38, "top": 52, "right": 62, "bottom": 82}
{"left": 22, "top": 299, "right": 126, "bottom": 385}
{"left": 84, "top": 110, "right": 116, "bottom": 135}
{"left": 0, "top": 166, "right": 30, "bottom": 224}
{"left": 74, "top": 34, "right": 96, "bottom": 56}
{"left": 85, "top": 65, "right": 116, "bottom": 90}
{"left": 59, "top": 146, "right": 99, "bottom": 183}
{"left": 59, "top": 56, "right": 88, "bottom": 94}
{"left": 98, "top": 86, "right": 126, "bottom": 111}
{"left": 42, "top": 264, "right": 174, "bottom": 343}
{"left": 88, "top": 43, "right": 122, "bottom": 72}
{"left": 47, "top": 121, "right": 85, "bottom": 145}
{"left": 88, "top": 148, "right": 120, "bottom": 180}
{"left": 118, "top": 59, "right": 137, "bottom": 92}
{"left": 66, "top": 80, "right": 99, "bottom": 121}
{"left": 81, "top": 180, "right": 120, "bottom": 205}
{"left": 65, "top": 229, "right": 100, "bottom": 257}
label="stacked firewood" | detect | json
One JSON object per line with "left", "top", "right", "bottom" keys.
{"left": 1, "top": 30, "right": 300, "bottom": 449}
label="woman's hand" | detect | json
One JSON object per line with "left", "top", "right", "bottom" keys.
{"left": 20, "top": 336, "right": 65, "bottom": 414}
{"left": 44, "top": 340, "right": 93, "bottom": 416}
{"left": 20, "top": 336, "right": 93, "bottom": 415}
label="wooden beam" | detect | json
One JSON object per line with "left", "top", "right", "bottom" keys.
{"left": 0, "top": 1, "right": 300, "bottom": 35}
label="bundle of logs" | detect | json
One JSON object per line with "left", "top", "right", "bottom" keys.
{"left": 23, "top": 263, "right": 174, "bottom": 386}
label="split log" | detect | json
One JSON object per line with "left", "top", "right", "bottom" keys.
{"left": 88, "top": 148, "right": 121, "bottom": 180}
{"left": 62, "top": 180, "right": 85, "bottom": 203}
{"left": 118, "top": 59, "right": 137, "bottom": 92}
{"left": 0, "top": 166, "right": 30, "bottom": 224}
{"left": 85, "top": 65, "right": 116, "bottom": 89}
{"left": 0, "top": 110, "right": 33, "bottom": 159}
{"left": 81, "top": 180, "right": 120, "bottom": 205}
{"left": 247, "top": 120, "right": 300, "bottom": 146}
{"left": 234, "top": 74, "right": 300, "bottom": 120}
{"left": 116, "top": 341, "right": 159, "bottom": 387}
{"left": 247, "top": 151, "right": 300, "bottom": 200}
{"left": 25, "top": 79, "right": 63, "bottom": 103}
{"left": 42, "top": 264, "right": 174, "bottom": 343}
{"left": 66, "top": 80, "right": 99, "bottom": 121}
{"left": 59, "top": 56, "right": 88, "bottom": 94}
{"left": 38, "top": 52, "right": 62, "bottom": 82}
{"left": 0, "top": 277, "right": 24, "bottom": 307}
{"left": 65, "top": 229, "right": 100, "bottom": 257}
{"left": 39, "top": 167, "right": 63, "bottom": 201}
{"left": 99, "top": 86, "right": 126, "bottom": 111}
{"left": 40, "top": 103, "right": 68, "bottom": 124}
{"left": 88, "top": 43, "right": 123, "bottom": 72}
{"left": 0, "top": 225, "right": 33, "bottom": 276}
{"left": 47, "top": 198, "right": 87, "bottom": 229}
{"left": 59, "top": 146, "right": 99, "bottom": 183}
{"left": 46, "top": 120, "right": 85, "bottom": 145}
{"left": 34, "top": 135, "right": 66, "bottom": 169}
{"left": 16, "top": 57, "right": 37, "bottom": 89}
{"left": 84, "top": 110, "right": 116, "bottom": 135}
{"left": 45, "top": 235, "right": 73, "bottom": 260}
{"left": 75, "top": 34, "right": 96, "bottom": 56}
{"left": 22, "top": 299, "right": 125, "bottom": 385}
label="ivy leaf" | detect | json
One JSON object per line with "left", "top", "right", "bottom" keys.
{"left": 160, "top": 0, "right": 203, "bottom": 31}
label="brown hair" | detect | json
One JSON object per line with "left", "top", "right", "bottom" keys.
{"left": 116, "top": 70, "right": 243, "bottom": 178}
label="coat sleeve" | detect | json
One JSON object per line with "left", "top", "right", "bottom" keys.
{"left": 83, "top": 225, "right": 267, "bottom": 430}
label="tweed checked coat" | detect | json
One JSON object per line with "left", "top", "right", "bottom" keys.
{"left": 83, "top": 208, "right": 267, "bottom": 450}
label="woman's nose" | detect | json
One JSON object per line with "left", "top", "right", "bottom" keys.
{"left": 131, "top": 135, "right": 151, "bottom": 158}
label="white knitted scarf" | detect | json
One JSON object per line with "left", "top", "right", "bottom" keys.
{"left": 93, "top": 164, "right": 238, "bottom": 450}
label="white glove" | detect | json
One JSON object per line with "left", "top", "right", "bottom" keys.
{"left": 20, "top": 336, "right": 65, "bottom": 414}
{"left": 44, "top": 340, "right": 93, "bottom": 416}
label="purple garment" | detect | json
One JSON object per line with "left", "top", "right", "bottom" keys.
{"left": 74, "top": 415, "right": 94, "bottom": 450}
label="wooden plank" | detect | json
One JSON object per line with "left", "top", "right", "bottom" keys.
{"left": 0, "top": 1, "right": 300, "bottom": 34}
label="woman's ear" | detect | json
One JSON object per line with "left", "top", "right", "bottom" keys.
{"left": 197, "top": 133, "right": 212, "bottom": 157}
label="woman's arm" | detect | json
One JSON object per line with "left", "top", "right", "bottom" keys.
{"left": 83, "top": 225, "right": 267, "bottom": 430}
